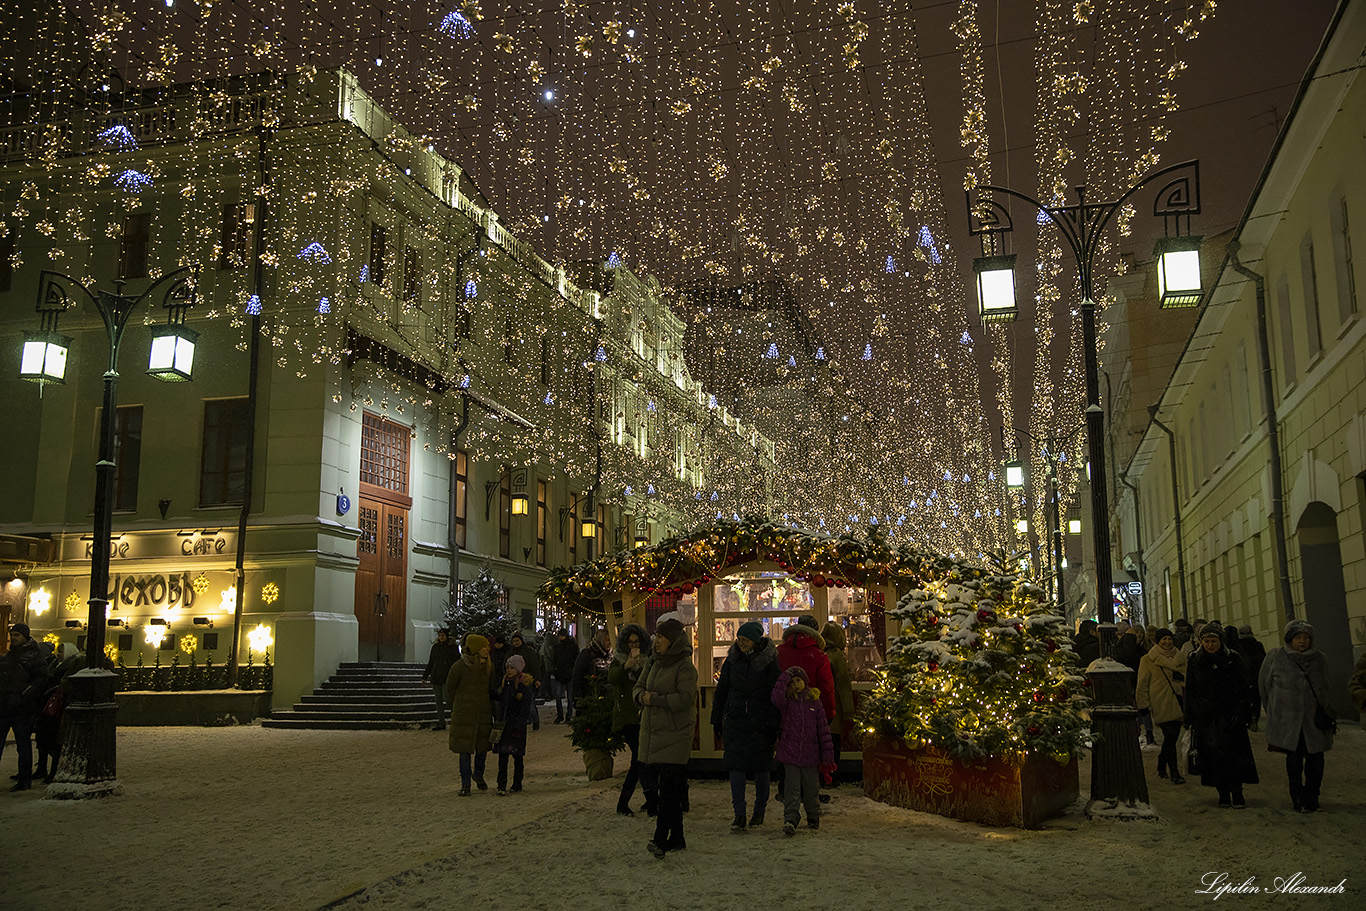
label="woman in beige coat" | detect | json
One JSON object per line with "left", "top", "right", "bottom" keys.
{"left": 1136, "top": 627, "right": 1188, "bottom": 784}
{"left": 634, "top": 617, "right": 697, "bottom": 859}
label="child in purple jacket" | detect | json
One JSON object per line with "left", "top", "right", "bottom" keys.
{"left": 772, "top": 666, "right": 834, "bottom": 835}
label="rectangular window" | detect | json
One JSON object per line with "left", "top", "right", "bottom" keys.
{"left": 568, "top": 490, "right": 578, "bottom": 564}
{"left": 1300, "top": 234, "right": 1323, "bottom": 355}
{"left": 540, "top": 335, "right": 551, "bottom": 386}
{"left": 218, "top": 203, "right": 254, "bottom": 270}
{"left": 402, "top": 245, "right": 421, "bottom": 304}
{"left": 1331, "top": 191, "right": 1358, "bottom": 322}
{"left": 503, "top": 317, "right": 515, "bottom": 364}
{"left": 119, "top": 213, "right": 151, "bottom": 279}
{"left": 199, "top": 398, "right": 251, "bottom": 507}
{"left": 111, "top": 405, "right": 143, "bottom": 512}
{"left": 369, "top": 222, "right": 387, "bottom": 287}
{"left": 1276, "top": 274, "right": 1297, "bottom": 386}
{"left": 0, "top": 230, "right": 13, "bottom": 291}
{"left": 596, "top": 503, "right": 606, "bottom": 557}
{"left": 359, "top": 412, "right": 409, "bottom": 494}
{"left": 454, "top": 306, "right": 473, "bottom": 340}
{"left": 536, "top": 479, "right": 547, "bottom": 566}
{"left": 454, "top": 451, "right": 468, "bottom": 549}
{"left": 499, "top": 466, "right": 511, "bottom": 559}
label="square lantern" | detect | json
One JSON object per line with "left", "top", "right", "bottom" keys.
{"left": 1015, "top": 518, "right": 1029, "bottom": 534}
{"left": 1067, "top": 506, "right": 1082, "bottom": 535}
{"left": 634, "top": 515, "right": 649, "bottom": 548}
{"left": 1005, "top": 459, "right": 1025, "bottom": 490}
{"left": 20, "top": 329, "right": 72, "bottom": 384}
{"left": 974, "top": 254, "right": 1018, "bottom": 322}
{"left": 1154, "top": 235, "right": 1203, "bottom": 308}
{"left": 147, "top": 323, "right": 199, "bottom": 381}
{"left": 580, "top": 500, "right": 596, "bottom": 539}
{"left": 510, "top": 468, "right": 529, "bottom": 516}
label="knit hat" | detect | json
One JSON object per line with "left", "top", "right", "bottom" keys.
{"left": 465, "top": 633, "right": 489, "bottom": 654}
{"left": 1283, "top": 619, "right": 1315, "bottom": 644}
{"left": 1152, "top": 628, "right": 1173, "bottom": 643}
{"left": 797, "top": 614, "right": 818, "bottom": 630}
{"left": 506, "top": 655, "right": 526, "bottom": 673}
{"left": 511, "top": 631, "right": 526, "bottom": 644}
{"left": 736, "top": 621, "right": 764, "bottom": 644}
{"left": 788, "top": 666, "right": 810, "bottom": 684}
{"left": 656, "top": 617, "right": 685, "bottom": 646}
{"left": 1199, "top": 621, "right": 1225, "bottom": 641}
{"left": 1238, "top": 625, "right": 1253, "bottom": 636}
{"left": 9, "top": 622, "right": 30, "bottom": 639}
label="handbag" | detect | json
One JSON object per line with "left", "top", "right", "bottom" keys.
{"left": 1299, "top": 665, "right": 1338, "bottom": 735}
{"left": 41, "top": 692, "right": 66, "bottom": 717}
{"left": 1177, "top": 725, "right": 1199, "bottom": 775}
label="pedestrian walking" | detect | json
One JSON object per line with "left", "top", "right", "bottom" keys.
{"left": 820, "top": 620, "right": 855, "bottom": 789}
{"left": 509, "top": 631, "right": 542, "bottom": 731}
{"left": 493, "top": 655, "right": 535, "bottom": 795}
{"left": 609, "top": 623, "right": 657, "bottom": 817}
{"left": 1, "top": 623, "right": 49, "bottom": 791}
{"left": 771, "top": 666, "right": 834, "bottom": 836}
{"left": 1136, "top": 628, "right": 1187, "bottom": 784}
{"left": 421, "top": 628, "right": 460, "bottom": 731}
{"left": 1259, "top": 620, "right": 1335, "bottom": 812}
{"left": 710, "top": 620, "right": 780, "bottom": 832}
{"left": 1184, "top": 622, "right": 1259, "bottom": 808}
{"left": 446, "top": 633, "right": 493, "bottom": 796}
{"left": 635, "top": 617, "right": 697, "bottom": 859}
{"left": 552, "top": 629, "right": 579, "bottom": 723}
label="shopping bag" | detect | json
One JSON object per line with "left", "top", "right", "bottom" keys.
{"left": 1177, "top": 725, "right": 1199, "bottom": 775}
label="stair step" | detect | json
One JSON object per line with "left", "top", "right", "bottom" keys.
{"left": 261, "top": 717, "right": 433, "bottom": 731}
{"left": 264, "top": 662, "right": 448, "bottom": 731}
{"left": 300, "top": 693, "right": 437, "bottom": 705}
{"left": 292, "top": 701, "right": 435, "bottom": 712}
{"left": 272, "top": 709, "right": 437, "bottom": 722}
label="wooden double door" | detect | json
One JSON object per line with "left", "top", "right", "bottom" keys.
{"left": 355, "top": 493, "right": 409, "bottom": 662}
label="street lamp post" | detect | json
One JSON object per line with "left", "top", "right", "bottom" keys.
{"left": 968, "top": 161, "right": 1202, "bottom": 815}
{"left": 26, "top": 268, "right": 198, "bottom": 799}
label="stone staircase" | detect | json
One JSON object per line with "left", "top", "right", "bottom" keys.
{"left": 261, "top": 661, "right": 440, "bottom": 730}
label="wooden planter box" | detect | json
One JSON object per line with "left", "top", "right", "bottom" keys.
{"left": 862, "top": 735, "right": 1078, "bottom": 829}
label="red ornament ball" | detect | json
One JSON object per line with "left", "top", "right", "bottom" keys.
{"left": 927, "top": 661, "right": 939, "bottom": 673}
{"left": 976, "top": 608, "right": 996, "bottom": 623}
{"left": 1027, "top": 725, "right": 1041, "bottom": 735}
{"left": 682, "top": 583, "right": 695, "bottom": 595}
{"left": 812, "top": 574, "right": 826, "bottom": 586}
{"left": 1032, "top": 691, "right": 1044, "bottom": 703}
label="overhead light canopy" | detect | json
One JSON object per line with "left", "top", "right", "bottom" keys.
{"left": 147, "top": 323, "right": 198, "bottom": 381}
{"left": 20, "top": 329, "right": 72, "bottom": 384}
{"left": 1154, "top": 235, "right": 1203, "bottom": 308}
{"left": 973, "top": 253, "right": 1018, "bottom": 322}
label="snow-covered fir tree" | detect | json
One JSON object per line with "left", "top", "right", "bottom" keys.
{"left": 448, "top": 558, "right": 516, "bottom": 641}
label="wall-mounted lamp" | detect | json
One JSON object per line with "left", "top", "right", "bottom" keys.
{"left": 65, "top": 620, "right": 86, "bottom": 629}
{"left": 1067, "top": 506, "right": 1082, "bottom": 535}
{"left": 148, "top": 617, "right": 169, "bottom": 626}
{"left": 193, "top": 617, "right": 214, "bottom": 627}
{"left": 580, "top": 497, "right": 596, "bottom": 539}
{"left": 1005, "top": 459, "right": 1025, "bottom": 490}
{"left": 1154, "top": 235, "right": 1204, "bottom": 308}
{"left": 107, "top": 618, "right": 128, "bottom": 628}
{"left": 511, "top": 468, "right": 529, "bottom": 516}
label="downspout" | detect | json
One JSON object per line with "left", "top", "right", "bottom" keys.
{"left": 1227, "top": 241, "right": 1296, "bottom": 622}
{"left": 1104, "top": 372, "right": 1143, "bottom": 621}
{"left": 1147, "top": 410, "right": 1188, "bottom": 622}
{"left": 228, "top": 125, "right": 269, "bottom": 688}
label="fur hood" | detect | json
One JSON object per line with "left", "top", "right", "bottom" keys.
{"left": 725, "top": 636, "right": 779, "bottom": 670}
{"left": 821, "top": 621, "right": 847, "bottom": 651}
{"left": 782, "top": 623, "right": 825, "bottom": 649}
{"left": 613, "top": 623, "right": 650, "bottom": 663}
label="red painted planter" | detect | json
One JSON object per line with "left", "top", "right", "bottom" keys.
{"left": 862, "top": 735, "right": 1078, "bottom": 829}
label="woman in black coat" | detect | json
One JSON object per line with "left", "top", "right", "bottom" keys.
{"left": 1183, "top": 622, "right": 1259, "bottom": 808}
{"left": 709, "top": 621, "right": 781, "bottom": 831}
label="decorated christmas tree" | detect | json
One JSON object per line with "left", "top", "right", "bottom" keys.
{"left": 568, "top": 666, "right": 624, "bottom": 755}
{"left": 860, "top": 554, "right": 1092, "bottom": 764}
{"left": 449, "top": 558, "right": 517, "bottom": 641}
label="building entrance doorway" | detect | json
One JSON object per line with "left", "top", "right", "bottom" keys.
{"left": 1296, "top": 501, "right": 1358, "bottom": 721}
{"left": 354, "top": 413, "right": 411, "bottom": 662}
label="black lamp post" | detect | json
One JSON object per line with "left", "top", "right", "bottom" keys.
{"left": 967, "top": 161, "right": 1202, "bottom": 815}
{"left": 26, "top": 268, "right": 198, "bottom": 799}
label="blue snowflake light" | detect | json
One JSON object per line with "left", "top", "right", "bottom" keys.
{"left": 710, "top": 491, "right": 718, "bottom": 501}
{"left": 460, "top": 374, "right": 471, "bottom": 388}
{"left": 544, "top": 392, "right": 554, "bottom": 404}
{"left": 464, "top": 278, "right": 477, "bottom": 298}
{"left": 595, "top": 345, "right": 607, "bottom": 362}
{"left": 606, "top": 251, "right": 622, "bottom": 268}
{"left": 815, "top": 347, "right": 825, "bottom": 360}
{"left": 245, "top": 294, "right": 262, "bottom": 316}
{"left": 787, "top": 356, "right": 796, "bottom": 367}
{"left": 359, "top": 264, "right": 370, "bottom": 284}
{"left": 647, "top": 400, "right": 656, "bottom": 412}
{"left": 97, "top": 125, "right": 137, "bottom": 151}
{"left": 885, "top": 255, "right": 895, "bottom": 273}
{"left": 1037, "top": 209, "right": 1051, "bottom": 226}
{"left": 647, "top": 484, "right": 655, "bottom": 495}
{"left": 764, "top": 343, "right": 778, "bottom": 359}
{"left": 960, "top": 331, "right": 973, "bottom": 345}
{"left": 625, "top": 486, "right": 634, "bottom": 496}
{"left": 943, "top": 469, "right": 952, "bottom": 481}
{"left": 317, "top": 297, "right": 331, "bottom": 314}
{"left": 297, "top": 242, "right": 332, "bottom": 264}
{"left": 438, "top": 9, "right": 475, "bottom": 39}
{"left": 113, "top": 170, "right": 152, "bottom": 192}
{"left": 861, "top": 343, "right": 872, "bottom": 360}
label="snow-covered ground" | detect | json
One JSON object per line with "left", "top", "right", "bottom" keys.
{"left": 2, "top": 708, "right": 1361, "bottom": 911}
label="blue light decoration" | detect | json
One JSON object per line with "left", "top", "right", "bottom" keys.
{"left": 908, "top": 500, "right": 917, "bottom": 510}
{"left": 732, "top": 512, "right": 740, "bottom": 521}
{"left": 869, "top": 515, "right": 878, "bottom": 525}
{"left": 962, "top": 473, "right": 971, "bottom": 483}
{"left": 438, "top": 8, "right": 475, "bottom": 39}
{"left": 917, "top": 225, "right": 942, "bottom": 264}
{"left": 460, "top": 374, "right": 471, "bottom": 388}
{"left": 987, "top": 470, "right": 996, "bottom": 481}
{"left": 464, "top": 278, "right": 477, "bottom": 298}
{"left": 884, "top": 255, "right": 896, "bottom": 273}
{"left": 815, "top": 347, "right": 825, "bottom": 360}
{"left": 543, "top": 391, "right": 553, "bottom": 404}
{"left": 647, "top": 400, "right": 656, "bottom": 412}
{"left": 647, "top": 484, "right": 655, "bottom": 495}
{"left": 625, "top": 486, "right": 634, "bottom": 496}
{"left": 787, "top": 355, "right": 796, "bottom": 367}
{"left": 595, "top": 345, "right": 607, "bottom": 362}
{"left": 97, "top": 124, "right": 137, "bottom": 151}
{"left": 960, "top": 331, "right": 972, "bottom": 345}
{"left": 113, "top": 169, "right": 152, "bottom": 192}
{"left": 819, "top": 518, "right": 826, "bottom": 528}
{"left": 994, "top": 508, "right": 1002, "bottom": 516}
{"left": 717, "top": 511, "right": 724, "bottom": 520}
{"left": 710, "top": 491, "right": 718, "bottom": 501}
{"left": 297, "top": 242, "right": 332, "bottom": 264}
{"left": 942, "top": 469, "right": 952, "bottom": 481}
{"left": 975, "top": 509, "right": 982, "bottom": 518}
{"left": 896, "top": 515, "right": 905, "bottom": 526}
{"left": 1058, "top": 451, "right": 1067, "bottom": 462}
{"left": 1037, "top": 209, "right": 1051, "bottom": 226}
{"left": 606, "top": 251, "right": 622, "bottom": 268}
{"left": 317, "top": 297, "right": 331, "bottom": 314}
{"left": 764, "top": 343, "right": 779, "bottom": 359}
{"left": 708, "top": 394, "right": 717, "bottom": 408}
{"left": 359, "top": 264, "right": 370, "bottom": 284}
{"left": 694, "top": 491, "right": 703, "bottom": 499}
{"left": 903, "top": 476, "right": 910, "bottom": 486}
{"left": 861, "top": 343, "right": 872, "bottom": 360}
{"left": 245, "top": 294, "right": 262, "bottom": 316}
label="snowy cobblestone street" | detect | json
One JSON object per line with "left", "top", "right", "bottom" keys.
{"left": 2, "top": 713, "right": 1361, "bottom": 911}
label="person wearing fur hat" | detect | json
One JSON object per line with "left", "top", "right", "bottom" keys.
{"left": 610, "top": 623, "right": 657, "bottom": 817}
{"left": 493, "top": 655, "right": 536, "bottom": 795}
{"left": 772, "top": 666, "right": 834, "bottom": 836}
{"left": 711, "top": 620, "right": 781, "bottom": 832}
{"left": 446, "top": 634, "right": 493, "bottom": 795}
{"left": 1136, "top": 628, "right": 1188, "bottom": 783}
{"left": 1183, "top": 621, "right": 1259, "bottom": 808}
{"left": 820, "top": 621, "right": 855, "bottom": 789}
{"left": 635, "top": 617, "right": 697, "bottom": 858}
{"left": 1259, "top": 619, "right": 1335, "bottom": 812}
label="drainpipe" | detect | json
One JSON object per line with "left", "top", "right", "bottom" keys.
{"left": 1227, "top": 241, "right": 1296, "bottom": 623}
{"left": 228, "top": 125, "right": 269, "bottom": 688}
{"left": 1117, "top": 470, "right": 1146, "bottom": 625}
{"left": 1146, "top": 409, "right": 1188, "bottom": 622}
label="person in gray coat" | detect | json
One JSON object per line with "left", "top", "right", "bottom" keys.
{"left": 1259, "top": 619, "right": 1334, "bottom": 812}
{"left": 634, "top": 617, "right": 697, "bottom": 858}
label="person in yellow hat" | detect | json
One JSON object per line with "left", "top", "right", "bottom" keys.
{"left": 446, "top": 634, "right": 493, "bottom": 795}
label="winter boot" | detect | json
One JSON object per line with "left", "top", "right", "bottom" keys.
{"left": 730, "top": 814, "right": 747, "bottom": 833}
{"left": 748, "top": 808, "right": 765, "bottom": 827}
{"left": 643, "top": 790, "right": 659, "bottom": 817}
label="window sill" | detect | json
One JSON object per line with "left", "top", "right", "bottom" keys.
{"left": 1337, "top": 312, "right": 1359, "bottom": 340}
{"left": 1304, "top": 350, "right": 1324, "bottom": 372}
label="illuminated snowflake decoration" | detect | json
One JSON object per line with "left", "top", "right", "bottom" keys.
{"left": 960, "top": 331, "right": 973, "bottom": 345}
{"left": 296, "top": 242, "right": 332, "bottom": 264}
{"left": 97, "top": 124, "right": 137, "bottom": 151}
{"left": 65, "top": 591, "right": 82, "bottom": 611}
{"left": 113, "top": 170, "right": 153, "bottom": 192}
{"left": 192, "top": 574, "right": 211, "bottom": 595}
{"left": 248, "top": 623, "right": 273, "bottom": 652}
{"left": 245, "top": 294, "right": 262, "bottom": 315}
{"left": 180, "top": 634, "right": 197, "bottom": 656}
{"left": 438, "top": 9, "right": 475, "bottom": 39}
{"left": 764, "top": 343, "right": 779, "bottom": 359}
{"left": 464, "top": 278, "right": 477, "bottom": 298}
{"left": 543, "top": 391, "right": 553, "bottom": 404}
{"left": 317, "top": 296, "right": 331, "bottom": 314}
{"left": 260, "top": 582, "right": 280, "bottom": 605}
{"left": 606, "top": 251, "right": 622, "bottom": 268}
{"left": 862, "top": 343, "right": 873, "bottom": 360}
